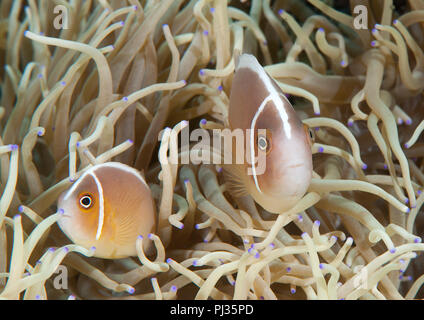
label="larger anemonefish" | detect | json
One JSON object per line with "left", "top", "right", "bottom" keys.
{"left": 57, "top": 162, "right": 156, "bottom": 259}
{"left": 225, "top": 54, "right": 314, "bottom": 214}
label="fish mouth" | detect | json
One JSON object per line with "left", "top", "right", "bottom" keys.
{"left": 287, "top": 163, "right": 304, "bottom": 169}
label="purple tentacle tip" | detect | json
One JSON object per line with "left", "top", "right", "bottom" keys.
{"left": 260, "top": 296, "right": 265, "bottom": 300}
{"left": 340, "top": 60, "right": 347, "bottom": 67}
{"left": 14, "top": 214, "right": 21, "bottom": 220}
{"left": 127, "top": 139, "right": 134, "bottom": 144}
{"left": 404, "top": 198, "right": 409, "bottom": 204}
{"left": 181, "top": 80, "right": 187, "bottom": 85}
{"left": 247, "top": 247, "right": 253, "bottom": 254}
{"left": 195, "top": 224, "right": 200, "bottom": 230}
{"left": 63, "top": 247, "right": 69, "bottom": 253}
{"left": 11, "top": 144, "right": 18, "bottom": 151}
{"left": 314, "top": 111, "right": 321, "bottom": 115}
{"left": 148, "top": 233, "right": 154, "bottom": 239}
{"left": 269, "top": 243, "right": 275, "bottom": 248}
{"left": 170, "top": 286, "right": 177, "bottom": 292}
{"left": 318, "top": 146, "right": 324, "bottom": 153}
{"left": 331, "top": 235, "right": 338, "bottom": 241}
{"left": 314, "top": 220, "right": 320, "bottom": 226}
{"left": 128, "top": 288, "right": 135, "bottom": 294}
{"left": 122, "top": 96, "right": 128, "bottom": 102}
{"left": 362, "top": 164, "right": 368, "bottom": 170}
{"left": 199, "top": 69, "right": 205, "bottom": 76}
{"left": 58, "top": 208, "right": 65, "bottom": 214}
{"left": 203, "top": 30, "right": 209, "bottom": 36}
{"left": 254, "top": 252, "right": 260, "bottom": 259}
{"left": 406, "top": 119, "right": 412, "bottom": 125}
{"left": 37, "top": 73, "right": 43, "bottom": 79}
{"left": 179, "top": 223, "right": 184, "bottom": 230}
{"left": 383, "top": 164, "right": 388, "bottom": 169}
{"left": 218, "top": 85, "right": 223, "bottom": 91}
{"left": 370, "top": 40, "right": 377, "bottom": 47}
{"left": 415, "top": 237, "right": 422, "bottom": 243}
{"left": 24, "top": 30, "right": 29, "bottom": 36}
{"left": 404, "top": 143, "right": 409, "bottom": 149}
{"left": 210, "top": 7, "right": 215, "bottom": 13}
{"left": 76, "top": 141, "right": 81, "bottom": 148}
{"left": 406, "top": 207, "right": 410, "bottom": 213}
{"left": 200, "top": 119, "right": 207, "bottom": 125}
{"left": 166, "top": 258, "right": 172, "bottom": 263}
{"left": 48, "top": 247, "right": 56, "bottom": 252}
{"left": 418, "top": 190, "right": 422, "bottom": 195}
{"left": 18, "top": 205, "right": 24, "bottom": 213}
{"left": 60, "top": 81, "right": 66, "bottom": 86}
{"left": 90, "top": 246, "right": 96, "bottom": 251}
{"left": 133, "top": 5, "right": 138, "bottom": 10}
{"left": 347, "top": 120, "right": 353, "bottom": 127}
{"left": 301, "top": 232, "right": 308, "bottom": 238}
{"left": 390, "top": 248, "right": 396, "bottom": 254}
{"left": 192, "top": 260, "right": 198, "bottom": 266}
{"left": 393, "top": 19, "right": 398, "bottom": 24}
{"left": 119, "top": 21, "right": 124, "bottom": 26}
{"left": 286, "top": 267, "right": 292, "bottom": 272}
{"left": 319, "top": 263, "right": 324, "bottom": 269}
{"left": 35, "top": 295, "right": 41, "bottom": 300}
{"left": 318, "top": 28, "right": 324, "bottom": 33}
{"left": 278, "top": 9, "right": 284, "bottom": 15}
{"left": 137, "top": 235, "right": 143, "bottom": 240}
{"left": 290, "top": 288, "right": 296, "bottom": 294}
{"left": 162, "top": 23, "right": 168, "bottom": 28}
{"left": 298, "top": 215, "right": 303, "bottom": 222}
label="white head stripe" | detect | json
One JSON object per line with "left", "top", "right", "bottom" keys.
{"left": 89, "top": 171, "right": 105, "bottom": 240}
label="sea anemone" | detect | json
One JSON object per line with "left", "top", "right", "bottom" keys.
{"left": 1, "top": 0, "right": 424, "bottom": 300}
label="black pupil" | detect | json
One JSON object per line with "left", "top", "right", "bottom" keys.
{"left": 81, "top": 196, "right": 91, "bottom": 207}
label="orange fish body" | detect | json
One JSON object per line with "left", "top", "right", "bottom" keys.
{"left": 226, "top": 54, "right": 313, "bottom": 213}
{"left": 57, "top": 162, "right": 156, "bottom": 259}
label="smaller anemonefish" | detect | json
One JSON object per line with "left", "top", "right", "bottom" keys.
{"left": 57, "top": 162, "right": 156, "bottom": 259}
{"left": 224, "top": 54, "right": 314, "bottom": 214}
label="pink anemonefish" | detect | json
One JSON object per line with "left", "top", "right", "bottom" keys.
{"left": 225, "top": 54, "right": 314, "bottom": 213}
{"left": 57, "top": 162, "right": 156, "bottom": 259}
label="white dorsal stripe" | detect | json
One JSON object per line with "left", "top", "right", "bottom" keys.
{"left": 63, "top": 162, "right": 147, "bottom": 202}
{"left": 97, "top": 162, "right": 149, "bottom": 188}
{"left": 237, "top": 54, "right": 292, "bottom": 139}
{"left": 89, "top": 171, "right": 105, "bottom": 240}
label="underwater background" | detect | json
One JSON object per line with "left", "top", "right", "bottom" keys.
{"left": 0, "top": 0, "right": 424, "bottom": 300}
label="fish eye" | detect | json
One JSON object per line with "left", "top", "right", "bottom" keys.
{"left": 79, "top": 194, "right": 93, "bottom": 209}
{"left": 308, "top": 128, "right": 315, "bottom": 141}
{"left": 257, "top": 134, "right": 272, "bottom": 154}
{"left": 258, "top": 135, "right": 268, "bottom": 151}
